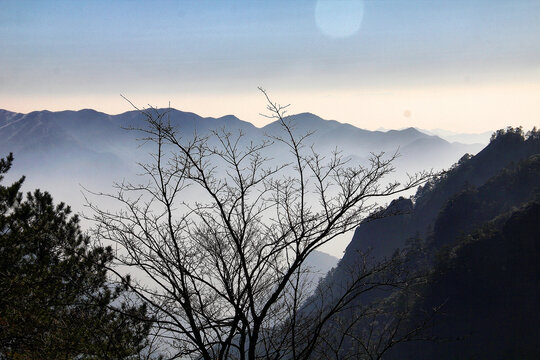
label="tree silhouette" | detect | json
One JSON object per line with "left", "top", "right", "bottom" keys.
{"left": 88, "top": 91, "right": 432, "bottom": 359}
{"left": 0, "top": 153, "right": 155, "bottom": 359}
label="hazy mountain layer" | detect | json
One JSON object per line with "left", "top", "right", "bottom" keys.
{"left": 0, "top": 108, "right": 482, "bottom": 217}
{"left": 420, "top": 128, "right": 492, "bottom": 145}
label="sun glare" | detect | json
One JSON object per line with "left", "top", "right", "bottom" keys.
{"left": 315, "top": 0, "right": 365, "bottom": 38}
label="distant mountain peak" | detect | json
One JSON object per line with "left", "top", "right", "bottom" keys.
{"left": 284, "top": 112, "right": 326, "bottom": 123}
{"left": 289, "top": 111, "right": 320, "bottom": 118}
{"left": 387, "top": 127, "right": 424, "bottom": 135}
{"left": 217, "top": 114, "right": 241, "bottom": 122}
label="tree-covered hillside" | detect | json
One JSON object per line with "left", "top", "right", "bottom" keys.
{"left": 343, "top": 126, "right": 540, "bottom": 265}
{"left": 316, "top": 127, "right": 540, "bottom": 359}
{"left": 395, "top": 199, "right": 540, "bottom": 359}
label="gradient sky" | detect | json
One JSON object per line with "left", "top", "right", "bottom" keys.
{"left": 1, "top": 0, "right": 539, "bottom": 131}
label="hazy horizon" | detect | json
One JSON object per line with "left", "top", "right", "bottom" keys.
{"left": 0, "top": 106, "right": 499, "bottom": 137}
{"left": 2, "top": 0, "right": 539, "bottom": 132}
{"left": 2, "top": 2, "right": 540, "bottom": 357}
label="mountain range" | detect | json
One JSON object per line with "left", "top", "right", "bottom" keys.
{"left": 376, "top": 127, "right": 493, "bottom": 145}
{"left": 421, "top": 128, "right": 492, "bottom": 145}
{"left": 2, "top": 107, "right": 538, "bottom": 358}
{"left": 0, "top": 108, "right": 483, "bottom": 215}
{"left": 0, "top": 106, "right": 490, "bottom": 287}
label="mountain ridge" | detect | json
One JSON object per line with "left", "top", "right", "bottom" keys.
{"left": 0, "top": 107, "right": 483, "bottom": 258}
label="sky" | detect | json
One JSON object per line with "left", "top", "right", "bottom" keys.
{"left": 1, "top": 0, "right": 539, "bottom": 132}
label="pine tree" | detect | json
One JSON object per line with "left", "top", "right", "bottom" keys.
{"left": 0, "top": 153, "right": 154, "bottom": 359}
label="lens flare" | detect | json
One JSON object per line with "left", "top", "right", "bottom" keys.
{"left": 315, "top": 0, "right": 365, "bottom": 38}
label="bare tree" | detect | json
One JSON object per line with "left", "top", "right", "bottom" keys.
{"left": 87, "top": 89, "right": 431, "bottom": 359}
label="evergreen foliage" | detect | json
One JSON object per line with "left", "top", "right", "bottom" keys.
{"left": 0, "top": 153, "right": 154, "bottom": 359}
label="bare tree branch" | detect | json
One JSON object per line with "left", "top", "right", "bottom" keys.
{"left": 87, "top": 91, "right": 434, "bottom": 360}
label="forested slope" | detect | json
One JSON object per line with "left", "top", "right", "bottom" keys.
{"left": 315, "top": 127, "right": 540, "bottom": 359}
